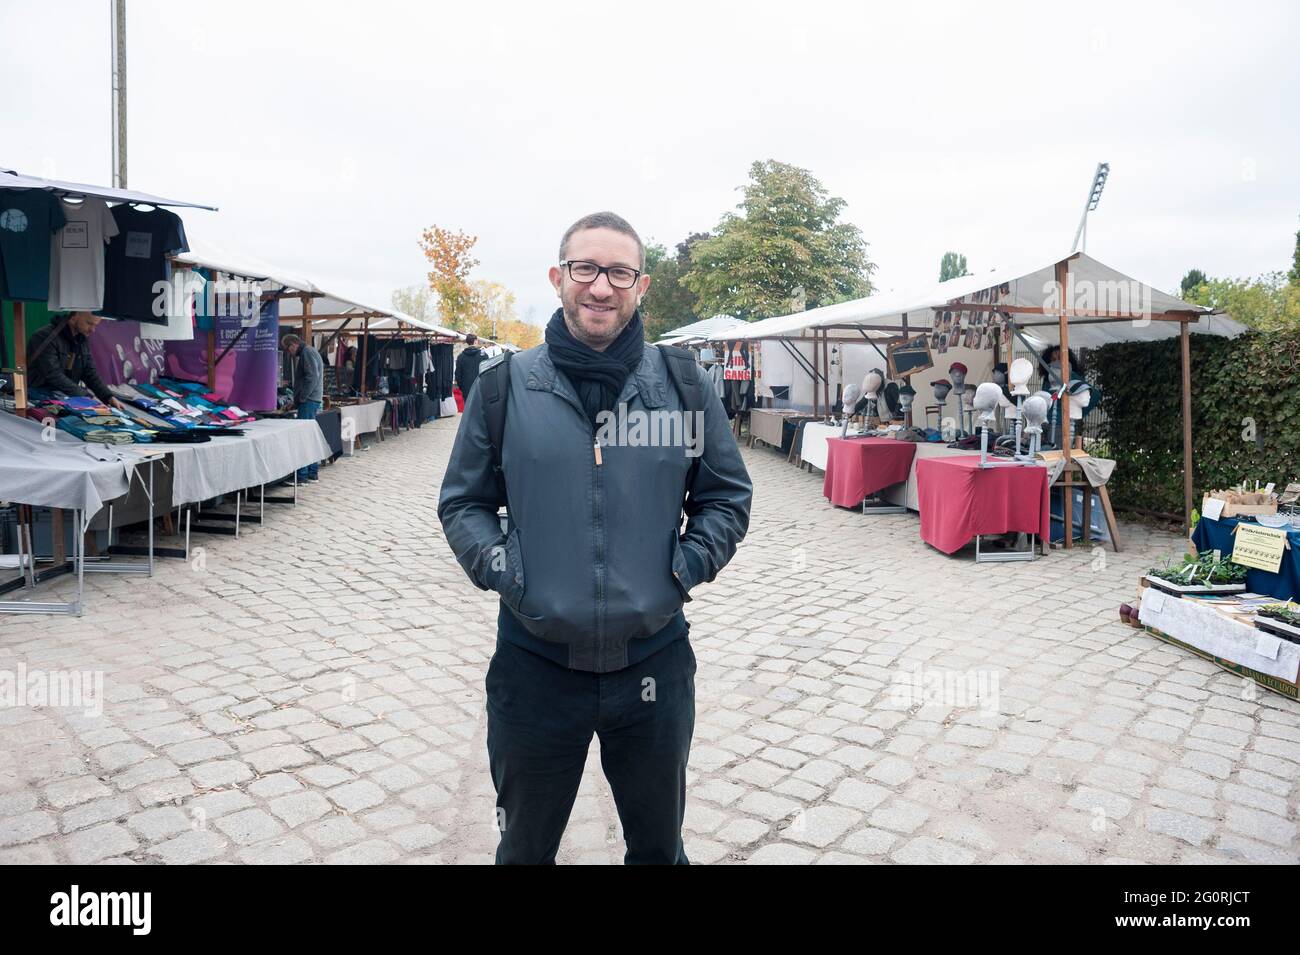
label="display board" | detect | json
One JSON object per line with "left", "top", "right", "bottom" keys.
{"left": 887, "top": 335, "right": 933, "bottom": 378}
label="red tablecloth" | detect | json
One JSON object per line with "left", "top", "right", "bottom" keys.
{"left": 822, "top": 437, "right": 917, "bottom": 507}
{"left": 915, "top": 455, "right": 1050, "bottom": 554}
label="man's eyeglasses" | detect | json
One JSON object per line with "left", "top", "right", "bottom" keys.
{"left": 559, "top": 260, "right": 641, "bottom": 290}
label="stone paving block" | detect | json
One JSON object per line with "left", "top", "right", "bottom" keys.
{"left": 65, "top": 823, "right": 138, "bottom": 864}
{"left": 745, "top": 842, "right": 817, "bottom": 864}
{"left": 269, "top": 791, "right": 333, "bottom": 828}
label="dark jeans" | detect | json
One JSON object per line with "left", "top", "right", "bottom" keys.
{"left": 295, "top": 400, "right": 321, "bottom": 479}
{"left": 486, "top": 635, "right": 696, "bottom": 864}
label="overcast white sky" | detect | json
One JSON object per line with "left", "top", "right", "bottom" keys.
{"left": 4, "top": 0, "right": 1298, "bottom": 324}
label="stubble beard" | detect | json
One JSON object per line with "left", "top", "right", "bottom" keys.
{"left": 562, "top": 290, "right": 636, "bottom": 351}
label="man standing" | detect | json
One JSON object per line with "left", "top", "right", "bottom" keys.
{"left": 26, "top": 311, "right": 125, "bottom": 410}
{"left": 281, "top": 333, "right": 324, "bottom": 482}
{"left": 438, "top": 211, "right": 752, "bottom": 864}
{"left": 455, "top": 333, "right": 485, "bottom": 398}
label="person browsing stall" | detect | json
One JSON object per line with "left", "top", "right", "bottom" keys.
{"left": 281, "top": 333, "right": 324, "bottom": 483}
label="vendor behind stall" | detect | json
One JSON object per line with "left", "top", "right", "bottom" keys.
{"left": 26, "top": 311, "right": 124, "bottom": 410}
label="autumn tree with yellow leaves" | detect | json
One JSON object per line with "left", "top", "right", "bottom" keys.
{"left": 419, "top": 225, "right": 479, "bottom": 330}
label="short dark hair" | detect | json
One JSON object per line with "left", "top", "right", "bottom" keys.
{"left": 559, "top": 211, "right": 645, "bottom": 270}
{"left": 465, "top": 333, "right": 477, "bottom": 345}
{"left": 280, "top": 333, "right": 301, "bottom": 350}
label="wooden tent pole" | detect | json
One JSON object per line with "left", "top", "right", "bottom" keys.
{"left": 13, "top": 301, "right": 27, "bottom": 413}
{"left": 1056, "top": 259, "right": 1073, "bottom": 550}
{"left": 359, "top": 316, "right": 370, "bottom": 399}
{"left": 822, "top": 329, "right": 831, "bottom": 413}
{"left": 1180, "top": 318, "right": 1194, "bottom": 534}
{"left": 811, "top": 335, "right": 819, "bottom": 418}
{"left": 206, "top": 273, "right": 218, "bottom": 391}
{"left": 301, "top": 294, "right": 313, "bottom": 344}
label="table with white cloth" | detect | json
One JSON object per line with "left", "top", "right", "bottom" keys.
{"left": 1138, "top": 586, "right": 1300, "bottom": 699}
{"left": 0, "top": 410, "right": 153, "bottom": 615}
{"left": 165, "top": 419, "right": 332, "bottom": 505}
{"left": 336, "top": 400, "right": 389, "bottom": 456}
{"left": 795, "top": 422, "right": 840, "bottom": 471}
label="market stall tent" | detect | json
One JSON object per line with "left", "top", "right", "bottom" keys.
{"left": 0, "top": 168, "right": 216, "bottom": 414}
{"left": 727, "top": 251, "right": 1248, "bottom": 538}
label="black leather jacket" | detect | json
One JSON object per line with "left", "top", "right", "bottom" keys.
{"left": 438, "top": 343, "right": 752, "bottom": 672}
{"left": 27, "top": 322, "right": 113, "bottom": 403}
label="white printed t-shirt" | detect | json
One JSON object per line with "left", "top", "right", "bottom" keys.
{"left": 48, "top": 196, "right": 119, "bottom": 311}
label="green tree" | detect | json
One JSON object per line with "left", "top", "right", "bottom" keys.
{"left": 939, "top": 252, "right": 969, "bottom": 281}
{"left": 641, "top": 234, "right": 706, "bottom": 341}
{"left": 682, "top": 160, "right": 874, "bottom": 320}
{"left": 1180, "top": 269, "right": 1207, "bottom": 298}
{"left": 1290, "top": 217, "right": 1300, "bottom": 285}
{"left": 1183, "top": 272, "right": 1300, "bottom": 331}
{"left": 391, "top": 285, "right": 439, "bottom": 325}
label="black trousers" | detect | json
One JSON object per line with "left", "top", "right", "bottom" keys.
{"left": 486, "top": 636, "right": 696, "bottom": 864}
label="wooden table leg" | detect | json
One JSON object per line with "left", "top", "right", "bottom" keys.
{"left": 1081, "top": 474, "right": 1093, "bottom": 544}
{"left": 1097, "top": 484, "right": 1123, "bottom": 553}
{"left": 52, "top": 509, "right": 66, "bottom": 565}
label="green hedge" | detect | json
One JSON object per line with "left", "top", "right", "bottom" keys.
{"left": 1087, "top": 329, "right": 1300, "bottom": 516}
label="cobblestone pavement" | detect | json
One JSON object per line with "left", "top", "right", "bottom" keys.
{"left": 2, "top": 420, "right": 1297, "bottom": 865}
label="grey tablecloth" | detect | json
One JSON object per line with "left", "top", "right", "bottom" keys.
{"left": 750, "top": 409, "right": 805, "bottom": 448}
{"left": 0, "top": 410, "right": 134, "bottom": 516}
{"left": 167, "top": 419, "right": 332, "bottom": 505}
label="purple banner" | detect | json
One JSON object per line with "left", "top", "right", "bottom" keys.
{"left": 88, "top": 319, "right": 168, "bottom": 387}
{"left": 162, "top": 298, "right": 280, "bottom": 411}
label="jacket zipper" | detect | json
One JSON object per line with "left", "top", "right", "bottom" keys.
{"left": 592, "top": 435, "right": 605, "bottom": 659}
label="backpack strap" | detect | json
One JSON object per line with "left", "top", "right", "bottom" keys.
{"left": 478, "top": 352, "right": 512, "bottom": 508}
{"left": 657, "top": 344, "right": 705, "bottom": 415}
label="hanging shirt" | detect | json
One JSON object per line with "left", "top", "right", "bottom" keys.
{"left": 48, "top": 196, "right": 119, "bottom": 311}
{"left": 140, "top": 269, "right": 202, "bottom": 341}
{"left": 100, "top": 205, "right": 189, "bottom": 324}
{"left": 0, "top": 189, "right": 66, "bottom": 301}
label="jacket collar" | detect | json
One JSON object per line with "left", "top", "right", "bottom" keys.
{"left": 526, "top": 344, "right": 666, "bottom": 409}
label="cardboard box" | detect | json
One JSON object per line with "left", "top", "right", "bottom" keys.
{"left": 1202, "top": 493, "right": 1277, "bottom": 519}
{"left": 1143, "top": 624, "right": 1298, "bottom": 701}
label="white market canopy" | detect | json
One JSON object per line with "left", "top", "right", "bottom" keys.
{"left": 280, "top": 289, "right": 461, "bottom": 338}
{"left": 0, "top": 167, "right": 218, "bottom": 210}
{"left": 173, "top": 237, "right": 319, "bottom": 296}
{"left": 726, "top": 251, "right": 1247, "bottom": 348}
{"left": 660, "top": 314, "right": 746, "bottom": 341}
{"left": 171, "top": 236, "right": 461, "bottom": 339}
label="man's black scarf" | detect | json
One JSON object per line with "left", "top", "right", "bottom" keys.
{"left": 545, "top": 307, "right": 644, "bottom": 429}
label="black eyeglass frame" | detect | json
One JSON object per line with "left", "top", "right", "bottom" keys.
{"left": 558, "top": 259, "right": 642, "bottom": 290}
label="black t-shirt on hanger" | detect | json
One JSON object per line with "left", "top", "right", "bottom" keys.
{"left": 99, "top": 204, "right": 189, "bottom": 325}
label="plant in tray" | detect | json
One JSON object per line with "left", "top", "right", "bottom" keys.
{"left": 1257, "top": 604, "right": 1300, "bottom": 628}
{"left": 1147, "top": 552, "right": 1249, "bottom": 587}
